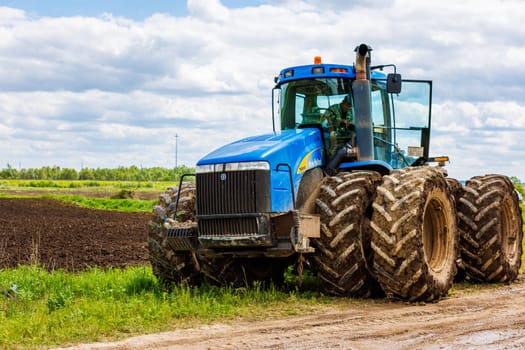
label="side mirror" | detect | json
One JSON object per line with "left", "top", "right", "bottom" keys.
{"left": 387, "top": 73, "right": 402, "bottom": 94}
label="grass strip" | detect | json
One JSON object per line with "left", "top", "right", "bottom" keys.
{"left": 0, "top": 266, "right": 336, "bottom": 349}
{"left": 0, "top": 193, "right": 155, "bottom": 213}
{"left": 45, "top": 194, "right": 156, "bottom": 213}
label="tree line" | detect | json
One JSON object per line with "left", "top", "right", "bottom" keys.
{"left": 0, "top": 164, "right": 195, "bottom": 182}
{"left": 1, "top": 164, "right": 523, "bottom": 194}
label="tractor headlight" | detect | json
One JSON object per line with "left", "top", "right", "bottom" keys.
{"left": 225, "top": 161, "right": 270, "bottom": 171}
{"left": 196, "top": 161, "right": 270, "bottom": 173}
{"left": 195, "top": 164, "right": 215, "bottom": 173}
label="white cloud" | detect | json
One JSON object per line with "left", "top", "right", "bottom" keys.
{"left": 0, "top": 1, "right": 524, "bottom": 181}
{"left": 0, "top": 6, "right": 26, "bottom": 23}
{"left": 187, "top": 0, "right": 229, "bottom": 22}
{"left": 431, "top": 99, "right": 525, "bottom": 180}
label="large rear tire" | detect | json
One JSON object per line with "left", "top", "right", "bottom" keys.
{"left": 148, "top": 184, "right": 200, "bottom": 286}
{"left": 309, "top": 171, "right": 382, "bottom": 297}
{"left": 371, "top": 167, "right": 458, "bottom": 301}
{"left": 457, "top": 174, "right": 523, "bottom": 282}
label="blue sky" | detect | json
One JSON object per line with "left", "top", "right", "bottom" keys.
{"left": 1, "top": 0, "right": 264, "bottom": 19}
{"left": 0, "top": 0, "right": 524, "bottom": 181}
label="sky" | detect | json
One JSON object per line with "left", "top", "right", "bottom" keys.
{"left": 0, "top": 0, "right": 524, "bottom": 181}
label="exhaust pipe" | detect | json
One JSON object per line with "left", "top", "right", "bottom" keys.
{"left": 352, "top": 44, "right": 374, "bottom": 161}
{"left": 325, "top": 43, "right": 374, "bottom": 174}
{"left": 355, "top": 43, "right": 370, "bottom": 80}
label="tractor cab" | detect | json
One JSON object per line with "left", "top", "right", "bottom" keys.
{"left": 273, "top": 57, "right": 435, "bottom": 172}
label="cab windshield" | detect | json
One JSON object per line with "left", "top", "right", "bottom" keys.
{"left": 274, "top": 77, "right": 432, "bottom": 169}
{"left": 278, "top": 78, "right": 352, "bottom": 130}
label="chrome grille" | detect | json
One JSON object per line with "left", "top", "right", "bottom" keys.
{"left": 198, "top": 217, "right": 258, "bottom": 237}
{"left": 197, "top": 170, "right": 270, "bottom": 215}
{"left": 196, "top": 169, "right": 270, "bottom": 236}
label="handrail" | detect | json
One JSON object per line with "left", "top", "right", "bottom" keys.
{"left": 173, "top": 173, "right": 196, "bottom": 218}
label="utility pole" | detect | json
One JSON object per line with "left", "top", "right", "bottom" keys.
{"left": 174, "top": 133, "right": 179, "bottom": 171}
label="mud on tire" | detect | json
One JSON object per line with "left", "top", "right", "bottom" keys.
{"left": 457, "top": 174, "right": 523, "bottom": 282}
{"left": 446, "top": 177, "right": 468, "bottom": 281}
{"left": 371, "top": 167, "right": 458, "bottom": 301}
{"left": 148, "top": 183, "right": 200, "bottom": 285}
{"left": 309, "top": 171, "right": 382, "bottom": 297}
{"left": 200, "top": 257, "right": 290, "bottom": 288}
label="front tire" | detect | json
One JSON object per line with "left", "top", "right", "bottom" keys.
{"left": 371, "top": 167, "right": 458, "bottom": 301}
{"left": 309, "top": 171, "right": 382, "bottom": 297}
{"left": 148, "top": 184, "right": 200, "bottom": 286}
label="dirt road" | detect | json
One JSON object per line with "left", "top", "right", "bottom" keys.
{"left": 57, "top": 276, "right": 525, "bottom": 350}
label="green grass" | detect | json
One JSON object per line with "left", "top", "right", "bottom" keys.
{"left": 0, "top": 179, "right": 174, "bottom": 199}
{"left": 0, "top": 266, "right": 335, "bottom": 349}
{"left": 521, "top": 204, "right": 525, "bottom": 268}
{"left": 48, "top": 194, "right": 156, "bottom": 213}
{"left": 0, "top": 193, "right": 156, "bottom": 213}
{"left": 0, "top": 179, "right": 168, "bottom": 190}
{"left": 0, "top": 179, "right": 168, "bottom": 212}
{"left": 0, "top": 180, "right": 162, "bottom": 212}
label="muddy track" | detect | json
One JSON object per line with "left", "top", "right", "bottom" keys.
{"left": 57, "top": 276, "right": 525, "bottom": 349}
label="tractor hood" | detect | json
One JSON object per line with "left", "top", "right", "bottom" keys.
{"left": 196, "top": 128, "right": 324, "bottom": 174}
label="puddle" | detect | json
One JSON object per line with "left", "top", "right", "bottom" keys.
{"left": 460, "top": 329, "right": 524, "bottom": 345}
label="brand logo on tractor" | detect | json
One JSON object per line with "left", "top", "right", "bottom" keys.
{"left": 297, "top": 147, "right": 323, "bottom": 174}
{"left": 220, "top": 173, "right": 227, "bottom": 181}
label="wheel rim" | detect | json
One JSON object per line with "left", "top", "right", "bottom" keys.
{"left": 422, "top": 193, "right": 452, "bottom": 274}
{"left": 501, "top": 195, "right": 519, "bottom": 262}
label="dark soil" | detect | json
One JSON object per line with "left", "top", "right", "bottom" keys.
{"left": 0, "top": 198, "right": 151, "bottom": 270}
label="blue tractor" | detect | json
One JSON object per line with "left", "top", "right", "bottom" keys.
{"left": 149, "top": 44, "right": 523, "bottom": 301}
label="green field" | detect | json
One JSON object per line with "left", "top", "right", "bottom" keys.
{"left": 0, "top": 179, "right": 175, "bottom": 192}
{"left": 0, "top": 179, "right": 166, "bottom": 212}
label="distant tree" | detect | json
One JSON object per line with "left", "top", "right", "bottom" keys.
{"left": 0, "top": 165, "right": 195, "bottom": 181}
{"left": 18, "top": 168, "right": 38, "bottom": 179}
{"left": 59, "top": 168, "right": 79, "bottom": 180}
{"left": 92, "top": 168, "right": 113, "bottom": 181}
{"left": 0, "top": 164, "right": 18, "bottom": 179}
{"left": 79, "top": 168, "right": 94, "bottom": 180}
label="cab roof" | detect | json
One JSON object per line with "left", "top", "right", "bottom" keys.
{"left": 275, "top": 62, "right": 387, "bottom": 86}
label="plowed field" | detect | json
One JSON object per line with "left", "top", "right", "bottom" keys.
{"left": 0, "top": 198, "right": 150, "bottom": 270}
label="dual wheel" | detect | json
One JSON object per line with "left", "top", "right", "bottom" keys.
{"left": 368, "top": 167, "right": 457, "bottom": 301}
{"left": 455, "top": 175, "right": 522, "bottom": 282}
{"left": 311, "top": 167, "right": 458, "bottom": 301}
{"left": 310, "top": 168, "right": 522, "bottom": 301}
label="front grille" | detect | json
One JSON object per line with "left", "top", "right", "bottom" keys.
{"left": 196, "top": 169, "right": 270, "bottom": 236}
{"left": 198, "top": 217, "right": 258, "bottom": 237}
{"left": 166, "top": 226, "right": 198, "bottom": 250}
{"left": 197, "top": 170, "right": 270, "bottom": 215}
